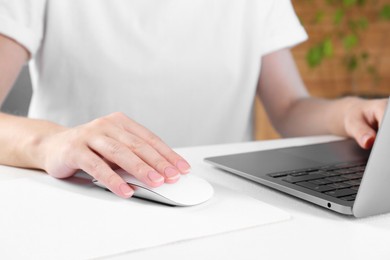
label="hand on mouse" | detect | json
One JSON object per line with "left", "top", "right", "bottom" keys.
{"left": 40, "top": 112, "right": 191, "bottom": 198}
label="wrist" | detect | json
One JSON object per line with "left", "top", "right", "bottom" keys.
{"left": 23, "top": 121, "right": 67, "bottom": 171}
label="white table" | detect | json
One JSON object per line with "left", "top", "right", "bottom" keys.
{"left": 1, "top": 136, "right": 389, "bottom": 259}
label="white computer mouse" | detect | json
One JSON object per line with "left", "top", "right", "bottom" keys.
{"left": 93, "top": 169, "right": 214, "bottom": 206}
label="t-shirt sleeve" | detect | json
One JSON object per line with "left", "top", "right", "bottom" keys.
{"left": 261, "top": 0, "right": 308, "bottom": 56}
{"left": 0, "top": 0, "right": 47, "bottom": 58}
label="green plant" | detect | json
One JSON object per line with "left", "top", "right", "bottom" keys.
{"left": 301, "top": 0, "right": 390, "bottom": 87}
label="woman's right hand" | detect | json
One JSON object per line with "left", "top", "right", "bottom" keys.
{"left": 0, "top": 34, "right": 190, "bottom": 198}
{"left": 40, "top": 112, "right": 191, "bottom": 198}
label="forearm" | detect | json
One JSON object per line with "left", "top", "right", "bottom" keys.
{"left": 258, "top": 48, "right": 385, "bottom": 149}
{"left": 0, "top": 35, "right": 58, "bottom": 169}
{"left": 0, "top": 112, "right": 66, "bottom": 169}
{"left": 274, "top": 96, "right": 358, "bottom": 138}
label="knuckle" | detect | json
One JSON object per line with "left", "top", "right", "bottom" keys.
{"left": 167, "top": 151, "right": 181, "bottom": 162}
{"left": 130, "top": 138, "right": 147, "bottom": 152}
{"left": 86, "top": 158, "right": 105, "bottom": 180}
{"left": 109, "top": 111, "right": 126, "bottom": 120}
{"left": 106, "top": 172, "right": 118, "bottom": 187}
{"left": 134, "top": 162, "right": 147, "bottom": 175}
{"left": 91, "top": 117, "right": 110, "bottom": 128}
{"left": 147, "top": 133, "right": 162, "bottom": 147}
{"left": 153, "top": 159, "right": 168, "bottom": 170}
{"left": 107, "top": 142, "right": 124, "bottom": 156}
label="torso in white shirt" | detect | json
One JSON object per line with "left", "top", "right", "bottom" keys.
{"left": 0, "top": 0, "right": 307, "bottom": 147}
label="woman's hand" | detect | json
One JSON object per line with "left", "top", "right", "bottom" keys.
{"left": 342, "top": 97, "right": 388, "bottom": 149}
{"left": 41, "top": 112, "right": 191, "bottom": 198}
{"left": 258, "top": 49, "right": 388, "bottom": 150}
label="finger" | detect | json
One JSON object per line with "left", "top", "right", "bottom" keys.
{"left": 113, "top": 114, "right": 191, "bottom": 174}
{"left": 88, "top": 136, "right": 166, "bottom": 187}
{"left": 114, "top": 133, "right": 181, "bottom": 183}
{"left": 346, "top": 116, "right": 376, "bottom": 149}
{"left": 77, "top": 148, "right": 134, "bottom": 198}
{"left": 149, "top": 140, "right": 192, "bottom": 175}
{"left": 372, "top": 99, "right": 388, "bottom": 128}
{"left": 96, "top": 122, "right": 181, "bottom": 182}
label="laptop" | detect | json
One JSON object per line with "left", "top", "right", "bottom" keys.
{"left": 205, "top": 102, "right": 390, "bottom": 218}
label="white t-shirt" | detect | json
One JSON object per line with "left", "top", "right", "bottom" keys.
{"left": 0, "top": 0, "right": 307, "bottom": 147}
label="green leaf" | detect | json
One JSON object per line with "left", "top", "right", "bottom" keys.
{"left": 333, "top": 9, "right": 345, "bottom": 25}
{"left": 326, "top": 0, "right": 335, "bottom": 5}
{"left": 380, "top": 5, "right": 390, "bottom": 20}
{"left": 315, "top": 11, "right": 325, "bottom": 23}
{"left": 345, "top": 55, "right": 359, "bottom": 71}
{"left": 322, "top": 38, "right": 334, "bottom": 57}
{"left": 348, "top": 19, "right": 368, "bottom": 32}
{"left": 305, "top": 38, "right": 334, "bottom": 68}
{"left": 343, "top": 34, "right": 359, "bottom": 50}
{"left": 326, "top": 0, "right": 340, "bottom": 6}
{"left": 343, "top": 0, "right": 357, "bottom": 7}
{"left": 357, "top": 18, "right": 369, "bottom": 29}
{"left": 306, "top": 45, "right": 324, "bottom": 67}
{"left": 357, "top": 0, "right": 366, "bottom": 6}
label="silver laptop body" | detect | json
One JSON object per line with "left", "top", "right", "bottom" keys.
{"left": 205, "top": 101, "right": 390, "bottom": 218}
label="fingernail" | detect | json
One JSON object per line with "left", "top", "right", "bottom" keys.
{"left": 176, "top": 160, "right": 191, "bottom": 174}
{"left": 164, "top": 166, "right": 180, "bottom": 180}
{"left": 120, "top": 183, "right": 134, "bottom": 197}
{"left": 148, "top": 171, "right": 165, "bottom": 183}
{"left": 361, "top": 133, "right": 375, "bottom": 148}
{"left": 361, "top": 133, "right": 372, "bottom": 145}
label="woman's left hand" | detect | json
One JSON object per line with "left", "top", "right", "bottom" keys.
{"left": 342, "top": 97, "right": 388, "bottom": 149}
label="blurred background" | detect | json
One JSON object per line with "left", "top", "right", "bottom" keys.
{"left": 2, "top": 0, "right": 390, "bottom": 141}
{"left": 1, "top": 66, "right": 31, "bottom": 116}
{"left": 256, "top": 0, "right": 390, "bottom": 140}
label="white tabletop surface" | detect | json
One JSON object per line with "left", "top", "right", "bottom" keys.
{"left": 2, "top": 135, "right": 390, "bottom": 260}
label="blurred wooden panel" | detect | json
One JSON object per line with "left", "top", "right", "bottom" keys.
{"left": 255, "top": 0, "right": 390, "bottom": 140}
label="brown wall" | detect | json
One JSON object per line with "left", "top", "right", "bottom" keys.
{"left": 255, "top": 0, "right": 390, "bottom": 140}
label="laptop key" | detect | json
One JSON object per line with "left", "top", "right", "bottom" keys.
{"left": 355, "top": 172, "right": 364, "bottom": 178}
{"left": 319, "top": 171, "right": 340, "bottom": 177}
{"left": 291, "top": 172, "right": 309, "bottom": 177}
{"left": 296, "top": 182, "right": 336, "bottom": 192}
{"left": 348, "top": 166, "right": 365, "bottom": 172}
{"left": 345, "top": 179, "right": 361, "bottom": 186}
{"left": 334, "top": 169, "right": 358, "bottom": 174}
{"left": 343, "top": 174, "right": 362, "bottom": 180}
{"left": 282, "top": 173, "right": 326, "bottom": 183}
{"left": 325, "top": 176, "right": 349, "bottom": 182}
{"left": 309, "top": 179, "right": 333, "bottom": 185}
{"left": 328, "top": 182, "right": 352, "bottom": 189}
{"left": 340, "top": 194, "right": 357, "bottom": 201}
{"left": 325, "top": 189, "right": 357, "bottom": 198}
{"left": 268, "top": 172, "right": 289, "bottom": 178}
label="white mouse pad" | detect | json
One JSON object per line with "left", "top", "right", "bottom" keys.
{"left": 0, "top": 176, "right": 290, "bottom": 259}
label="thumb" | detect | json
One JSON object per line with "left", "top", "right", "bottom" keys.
{"left": 359, "top": 132, "right": 376, "bottom": 149}
{"left": 348, "top": 121, "right": 376, "bottom": 149}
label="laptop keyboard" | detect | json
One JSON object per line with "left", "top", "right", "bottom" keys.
{"left": 267, "top": 161, "right": 367, "bottom": 201}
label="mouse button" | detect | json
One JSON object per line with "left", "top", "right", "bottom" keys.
{"left": 115, "top": 169, "right": 150, "bottom": 188}
{"left": 92, "top": 179, "right": 104, "bottom": 189}
{"left": 153, "top": 175, "right": 214, "bottom": 206}
{"left": 132, "top": 187, "right": 176, "bottom": 206}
